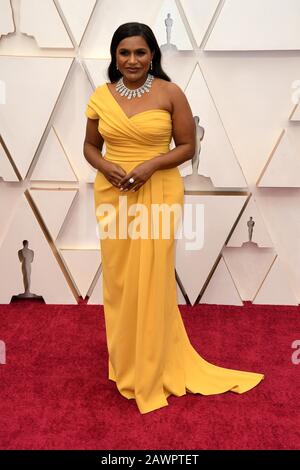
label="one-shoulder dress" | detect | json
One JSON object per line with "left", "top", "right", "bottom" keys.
{"left": 85, "top": 83, "right": 264, "bottom": 414}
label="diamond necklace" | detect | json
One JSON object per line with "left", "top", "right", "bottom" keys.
{"left": 115, "top": 73, "right": 154, "bottom": 100}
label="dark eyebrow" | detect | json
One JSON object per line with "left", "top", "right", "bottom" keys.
{"left": 118, "top": 48, "right": 147, "bottom": 52}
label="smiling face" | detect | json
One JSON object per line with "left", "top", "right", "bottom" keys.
{"left": 115, "top": 35, "right": 154, "bottom": 85}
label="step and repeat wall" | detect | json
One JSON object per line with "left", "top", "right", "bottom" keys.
{"left": 0, "top": 0, "right": 300, "bottom": 306}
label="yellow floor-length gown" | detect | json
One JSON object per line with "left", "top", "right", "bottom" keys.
{"left": 85, "top": 83, "right": 264, "bottom": 414}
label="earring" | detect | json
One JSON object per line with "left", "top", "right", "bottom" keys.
{"left": 116, "top": 63, "right": 119, "bottom": 70}
{"left": 150, "top": 60, "right": 153, "bottom": 70}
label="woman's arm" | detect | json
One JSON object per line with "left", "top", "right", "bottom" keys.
{"left": 83, "top": 118, "right": 126, "bottom": 186}
{"left": 83, "top": 118, "right": 106, "bottom": 172}
{"left": 149, "top": 82, "right": 196, "bottom": 172}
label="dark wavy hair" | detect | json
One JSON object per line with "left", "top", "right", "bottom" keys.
{"left": 107, "top": 22, "right": 171, "bottom": 83}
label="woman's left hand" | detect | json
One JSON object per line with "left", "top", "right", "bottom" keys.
{"left": 118, "top": 160, "right": 157, "bottom": 192}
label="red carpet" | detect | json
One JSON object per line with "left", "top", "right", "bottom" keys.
{"left": 0, "top": 300, "right": 300, "bottom": 450}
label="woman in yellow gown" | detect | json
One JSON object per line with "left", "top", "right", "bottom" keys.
{"left": 84, "top": 22, "right": 264, "bottom": 414}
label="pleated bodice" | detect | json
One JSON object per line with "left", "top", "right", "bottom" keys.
{"left": 86, "top": 83, "right": 172, "bottom": 162}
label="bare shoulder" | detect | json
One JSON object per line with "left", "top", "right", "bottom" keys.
{"left": 154, "top": 79, "right": 187, "bottom": 113}
{"left": 155, "top": 79, "right": 182, "bottom": 94}
{"left": 165, "top": 81, "right": 183, "bottom": 93}
{"left": 170, "top": 83, "right": 188, "bottom": 108}
{"left": 163, "top": 81, "right": 190, "bottom": 114}
{"left": 164, "top": 80, "right": 186, "bottom": 98}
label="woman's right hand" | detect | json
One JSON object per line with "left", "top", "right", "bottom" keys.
{"left": 101, "top": 160, "right": 127, "bottom": 188}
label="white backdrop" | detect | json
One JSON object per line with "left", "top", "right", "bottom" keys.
{"left": 0, "top": 0, "right": 300, "bottom": 306}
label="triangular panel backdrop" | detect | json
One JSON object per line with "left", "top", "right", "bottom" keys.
{"left": 0, "top": 0, "right": 299, "bottom": 305}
